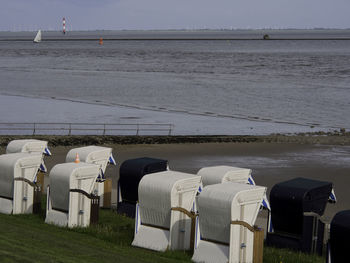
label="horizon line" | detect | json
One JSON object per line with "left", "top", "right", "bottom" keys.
{"left": 1, "top": 27, "right": 350, "bottom": 33}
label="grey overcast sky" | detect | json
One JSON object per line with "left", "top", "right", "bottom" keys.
{"left": 1, "top": 0, "right": 350, "bottom": 31}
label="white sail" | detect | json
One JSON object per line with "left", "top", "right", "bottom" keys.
{"left": 33, "top": 30, "right": 42, "bottom": 43}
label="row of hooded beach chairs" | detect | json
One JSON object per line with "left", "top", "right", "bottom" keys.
{"left": 0, "top": 140, "right": 346, "bottom": 263}
{"left": 0, "top": 139, "right": 116, "bottom": 228}
{"left": 0, "top": 140, "right": 268, "bottom": 262}
{"left": 117, "top": 158, "right": 269, "bottom": 263}
{"left": 116, "top": 158, "right": 344, "bottom": 263}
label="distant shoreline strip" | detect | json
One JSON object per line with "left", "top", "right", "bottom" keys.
{"left": 1, "top": 38, "right": 350, "bottom": 41}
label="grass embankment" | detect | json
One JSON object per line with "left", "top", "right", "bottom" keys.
{"left": 0, "top": 200, "right": 324, "bottom": 263}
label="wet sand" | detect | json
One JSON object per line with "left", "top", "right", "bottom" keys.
{"left": 0, "top": 94, "right": 338, "bottom": 136}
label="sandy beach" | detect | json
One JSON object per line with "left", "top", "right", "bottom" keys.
{"left": 1, "top": 135, "right": 348, "bottom": 226}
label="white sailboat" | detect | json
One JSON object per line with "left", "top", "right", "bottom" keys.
{"left": 33, "top": 30, "right": 42, "bottom": 43}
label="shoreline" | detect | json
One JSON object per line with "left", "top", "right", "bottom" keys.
{"left": 0, "top": 132, "right": 349, "bottom": 147}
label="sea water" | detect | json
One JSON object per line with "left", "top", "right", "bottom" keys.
{"left": 0, "top": 30, "right": 349, "bottom": 132}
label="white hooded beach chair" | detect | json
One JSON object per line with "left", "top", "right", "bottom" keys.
{"left": 0, "top": 153, "right": 43, "bottom": 214}
{"left": 45, "top": 162, "right": 100, "bottom": 228}
{"left": 197, "top": 165, "right": 270, "bottom": 209}
{"left": 198, "top": 166, "right": 254, "bottom": 187}
{"left": 192, "top": 183, "right": 266, "bottom": 263}
{"left": 198, "top": 165, "right": 271, "bottom": 229}
{"left": 6, "top": 139, "right": 51, "bottom": 172}
{"left": 66, "top": 146, "right": 116, "bottom": 207}
{"left": 132, "top": 171, "right": 201, "bottom": 252}
{"left": 6, "top": 139, "right": 51, "bottom": 155}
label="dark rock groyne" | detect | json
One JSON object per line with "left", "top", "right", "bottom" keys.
{"left": 0, "top": 130, "right": 349, "bottom": 147}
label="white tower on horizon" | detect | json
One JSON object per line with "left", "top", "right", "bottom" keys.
{"left": 63, "top": 17, "right": 66, "bottom": 34}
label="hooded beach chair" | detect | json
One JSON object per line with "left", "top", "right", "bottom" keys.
{"left": 192, "top": 183, "right": 266, "bottom": 263}
{"left": 6, "top": 139, "right": 51, "bottom": 172}
{"left": 45, "top": 162, "right": 100, "bottom": 227}
{"left": 132, "top": 170, "right": 201, "bottom": 251}
{"left": 198, "top": 165, "right": 271, "bottom": 230}
{"left": 0, "top": 153, "right": 43, "bottom": 214}
{"left": 6, "top": 139, "right": 51, "bottom": 156}
{"left": 327, "top": 210, "right": 350, "bottom": 263}
{"left": 117, "top": 157, "right": 168, "bottom": 217}
{"left": 198, "top": 165, "right": 254, "bottom": 186}
{"left": 266, "top": 177, "right": 333, "bottom": 255}
{"left": 66, "top": 146, "right": 116, "bottom": 207}
{"left": 197, "top": 165, "right": 270, "bottom": 208}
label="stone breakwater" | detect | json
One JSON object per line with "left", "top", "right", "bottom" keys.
{"left": 0, "top": 130, "right": 350, "bottom": 147}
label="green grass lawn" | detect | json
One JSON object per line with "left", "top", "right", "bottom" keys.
{"left": 0, "top": 199, "right": 325, "bottom": 263}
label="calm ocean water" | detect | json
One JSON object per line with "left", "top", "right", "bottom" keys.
{"left": 0, "top": 30, "right": 349, "bottom": 130}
